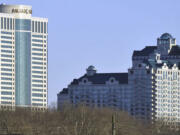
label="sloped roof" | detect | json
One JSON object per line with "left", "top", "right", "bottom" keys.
{"left": 133, "top": 46, "right": 157, "bottom": 56}
{"left": 58, "top": 88, "right": 68, "bottom": 95}
{"left": 169, "top": 45, "right": 180, "bottom": 56}
{"left": 71, "top": 73, "right": 128, "bottom": 85}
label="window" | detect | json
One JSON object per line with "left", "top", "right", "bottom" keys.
{"left": 1, "top": 91, "right": 12, "bottom": 95}
{"left": 111, "top": 79, "right": 114, "bottom": 83}
{"left": 32, "top": 44, "right": 43, "bottom": 47}
{"left": 7, "top": 18, "right": 9, "bottom": 30}
{"left": 1, "top": 41, "right": 12, "bottom": 44}
{"left": 43, "top": 22, "right": 46, "bottom": 33}
{"left": 32, "top": 93, "right": 43, "bottom": 97}
{"left": 41, "top": 22, "right": 43, "bottom": 33}
{"left": 38, "top": 22, "right": 40, "bottom": 33}
{"left": 32, "top": 89, "right": 43, "bottom": 92}
{"left": 10, "top": 19, "right": 12, "bottom": 30}
{"left": 15, "top": 19, "right": 31, "bottom": 31}
{"left": 32, "top": 21, "right": 34, "bottom": 32}
{"left": 1, "top": 18, "right": 3, "bottom": 29}
{"left": 4, "top": 18, "right": 6, "bottom": 29}
{"left": 32, "top": 98, "right": 43, "bottom": 102}
{"left": 32, "top": 39, "right": 43, "bottom": 43}
{"left": 32, "top": 80, "right": 43, "bottom": 83}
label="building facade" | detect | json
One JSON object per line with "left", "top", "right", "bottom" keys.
{"left": 58, "top": 33, "right": 180, "bottom": 124}
{"left": 0, "top": 4, "right": 48, "bottom": 110}
{"left": 58, "top": 66, "right": 130, "bottom": 111}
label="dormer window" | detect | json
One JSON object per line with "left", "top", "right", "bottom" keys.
{"left": 109, "top": 77, "right": 115, "bottom": 84}
{"left": 84, "top": 80, "right": 87, "bottom": 83}
{"left": 111, "top": 79, "right": 114, "bottom": 83}
{"left": 130, "top": 70, "right": 134, "bottom": 74}
{"left": 82, "top": 78, "right": 88, "bottom": 84}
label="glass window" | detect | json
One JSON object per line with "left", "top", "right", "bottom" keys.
{"left": 32, "top": 62, "right": 43, "bottom": 65}
{"left": 32, "top": 98, "right": 43, "bottom": 102}
{"left": 1, "top": 91, "right": 12, "bottom": 95}
{"left": 1, "top": 101, "right": 12, "bottom": 105}
{"left": 32, "top": 103, "right": 43, "bottom": 106}
{"left": 4, "top": 18, "right": 6, "bottom": 29}
{"left": 1, "top": 40, "right": 12, "bottom": 44}
{"left": 32, "top": 53, "right": 43, "bottom": 56}
{"left": 15, "top": 19, "right": 31, "bottom": 31}
{"left": 32, "top": 39, "right": 43, "bottom": 43}
{"left": 1, "top": 18, "right": 3, "bottom": 29}
{"left": 32, "top": 89, "right": 43, "bottom": 92}
{"left": 1, "top": 82, "right": 12, "bottom": 85}
{"left": 1, "top": 97, "right": 12, "bottom": 100}
{"left": 1, "top": 68, "right": 12, "bottom": 71}
{"left": 32, "top": 66, "right": 43, "bottom": 69}
{"left": 1, "top": 45, "right": 12, "bottom": 49}
{"left": 7, "top": 18, "right": 9, "bottom": 30}
{"left": 32, "top": 71, "right": 43, "bottom": 74}
{"left": 44, "top": 22, "right": 46, "bottom": 33}
{"left": 32, "top": 84, "right": 43, "bottom": 87}
{"left": 35, "top": 21, "right": 37, "bottom": 32}
{"left": 1, "top": 87, "right": 12, "bottom": 90}
{"left": 1, "top": 73, "right": 12, "bottom": 76}
{"left": 1, "top": 36, "right": 12, "bottom": 39}
{"left": 38, "top": 22, "right": 40, "bottom": 33}
{"left": 32, "top": 57, "right": 43, "bottom": 60}
{"left": 32, "top": 93, "right": 43, "bottom": 97}
{"left": 32, "top": 48, "right": 43, "bottom": 51}
{"left": 1, "top": 31, "right": 12, "bottom": 35}
{"left": 32, "top": 75, "right": 43, "bottom": 78}
{"left": 10, "top": 18, "right": 12, "bottom": 30}
{"left": 1, "top": 64, "right": 12, "bottom": 67}
{"left": 32, "top": 44, "right": 43, "bottom": 47}
{"left": 32, "top": 80, "right": 43, "bottom": 83}
{"left": 32, "top": 35, "right": 43, "bottom": 38}
{"left": 1, "top": 59, "right": 12, "bottom": 62}
{"left": 41, "top": 22, "right": 43, "bottom": 33}
{"left": 1, "top": 50, "right": 12, "bottom": 53}
{"left": 32, "top": 21, "right": 34, "bottom": 32}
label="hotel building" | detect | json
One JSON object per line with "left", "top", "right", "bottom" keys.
{"left": 58, "top": 33, "right": 180, "bottom": 124}
{"left": 0, "top": 4, "right": 48, "bottom": 110}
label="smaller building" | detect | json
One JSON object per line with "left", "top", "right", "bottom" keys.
{"left": 57, "top": 66, "right": 130, "bottom": 111}
{"left": 57, "top": 88, "right": 69, "bottom": 110}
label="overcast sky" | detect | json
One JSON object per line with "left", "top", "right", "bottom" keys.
{"left": 1, "top": 0, "right": 180, "bottom": 105}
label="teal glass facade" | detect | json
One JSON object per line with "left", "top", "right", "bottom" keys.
{"left": 15, "top": 19, "right": 31, "bottom": 106}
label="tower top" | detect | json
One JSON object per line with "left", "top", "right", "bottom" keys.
{"left": 86, "top": 65, "right": 97, "bottom": 76}
{"left": 0, "top": 4, "right": 32, "bottom": 18}
{"left": 160, "top": 33, "right": 173, "bottom": 40}
{"left": 157, "top": 33, "right": 176, "bottom": 55}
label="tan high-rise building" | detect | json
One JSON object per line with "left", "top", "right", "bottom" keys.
{"left": 0, "top": 4, "right": 48, "bottom": 110}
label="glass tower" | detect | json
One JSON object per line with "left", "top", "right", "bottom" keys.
{"left": 0, "top": 4, "right": 48, "bottom": 109}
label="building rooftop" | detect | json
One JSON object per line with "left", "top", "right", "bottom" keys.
{"left": 169, "top": 45, "right": 180, "bottom": 56}
{"left": 58, "top": 88, "right": 68, "bottom": 95}
{"left": 133, "top": 46, "right": 157, "bottom": 57}
{"left": 133, "top": 45, "right": 180, "bottom": 57}
{"left": 71, "top": 73, "right": 128, "bottom": 85}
